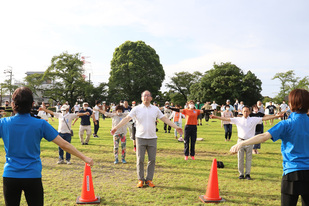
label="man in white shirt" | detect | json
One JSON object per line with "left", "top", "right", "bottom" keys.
{"left": 210, "top": 106, "right": 281, "bottom": 180}
{"left": 280, "top": 100, "right": 289, "bottom": 120}
{"left": 111, "top": 90, "right": 183, "bottom": 188}
{"left": 39, "top": 105, "right": 90, "bottom": 164}
{"left": 93, "top": 100, "right": 101, "bottom": 138}
{"left": 73, "top": 102, "right": 81, "bottom": 113}
{"left": 211, "top": 101, "right": 218, "bottom": 115}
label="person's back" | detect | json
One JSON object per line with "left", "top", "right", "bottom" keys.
{"left": 0, "top": 113, "right": 57, "bottom": 178}
{"left": 271, "top": 112, "right": 309, "bottom": 173}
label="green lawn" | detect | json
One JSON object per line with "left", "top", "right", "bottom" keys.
{"left": 0, "top": 117, "right": 301, "bottom": 205}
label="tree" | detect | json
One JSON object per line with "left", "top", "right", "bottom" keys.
{"left": 240, "top": 70, "right": 263, "bottom": 105}
{"left": 42, "top": 52, "right": 89, "bottom": 107}
{"left": 108, "top": 40, "right": 165, "bottom": 103}
{"left": 190, "top": 62, "right": 262, "bottom": 106}
{"left": 272, "top": 70, "right": 309, "bottom": 102}
{"left": 166, "top": 71, "right": 202, "bottom": 103}
{"left": 24, "top": 73, "right": 45, "bottom": 97}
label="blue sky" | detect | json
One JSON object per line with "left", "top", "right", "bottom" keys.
{"left": 1, "top": 0, "right": 308, "bottom": 98}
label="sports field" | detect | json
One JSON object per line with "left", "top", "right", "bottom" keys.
{"left": 0, "top": 117, "right": 300, "bottom": 205}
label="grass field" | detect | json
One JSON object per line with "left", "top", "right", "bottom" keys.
{"left": 0, "top": 117, "right": 302, "bottom": 205}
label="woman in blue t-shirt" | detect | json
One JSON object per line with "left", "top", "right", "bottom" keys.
{"left": 0, "top": 87, "right": 94, "bottom": 206}
{"left": 230, "top": 89, "right": 309, "bottom": 206}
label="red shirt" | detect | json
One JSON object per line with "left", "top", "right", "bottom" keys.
{"left": 182, "top": 109, "right": 200, "bottom": 125}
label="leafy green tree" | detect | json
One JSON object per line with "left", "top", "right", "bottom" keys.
{"left": 108, "top": 40, "right": 165, "bottom": 103}
{"left": 166, "top": 71, "right": 202, "bottom": 103}
{"left": 190, "top": 62, "right": 262, "bottom": 106}
{"left": 240, "top": 70, "right": 263, "bottom": 105}
{"left": 42, "top": 52, "right": 89, "bottom": 107}
{"left": 24, "top": 73, "right": 45, "bottom": 97}
{"left": 79, "top": 82, "right": 108, "bottom": 106}
{"left": 272, "top": 70, "right": 309, "bottom": 102}
{"left": 1, "top": 79, "right": 18, "bottom": 102}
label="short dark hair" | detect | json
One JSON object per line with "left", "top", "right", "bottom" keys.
{"left": 289, "top": 89, "right": 309, "bottom": 113}
{"left": 95, "top": 100, "right": 100, "bottom": 105}
{"left": 12, "top": 87, "right": 34, "bottom": 114}
{"left": 115, "top": 105, "right": 124, "bottom": 111}
{"left": 141, "top": 90, "right": 152, "bottom": 97}
{"left": 243, "top": 105, "right": 250, "bottom": 110}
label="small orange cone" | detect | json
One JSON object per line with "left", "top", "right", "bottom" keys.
{"left": 199, "top": 158, "right": 225, "bottom": 203}
{"left": 76, "top": 163, "right": 100, "bottom": 204}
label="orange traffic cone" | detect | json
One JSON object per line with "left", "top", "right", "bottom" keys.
{"left": 76, "top": 163, "right": 100, "bottom": 204}
{"left": 199, "top": 158, "right": 225, "bottom": 203}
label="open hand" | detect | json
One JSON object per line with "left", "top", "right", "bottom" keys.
{"left": 230, "top": 143, "right": 242, "bottom": 154}
{"left": 176, "top": 127, "right": 183, "bottom": 136}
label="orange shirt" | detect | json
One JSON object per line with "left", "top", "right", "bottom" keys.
{"left": 182, "top": 109, "right": 200, "bottom": 125}
{"left": 174, "top": 112, "right": 180, "bottom": 122}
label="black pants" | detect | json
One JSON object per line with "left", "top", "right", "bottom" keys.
{"left": 94, "top": 120, "right": 99, "bottom": 134}
{"left": 281, "top": 170, "right": 309, "bottom": 206}
{"left": 164, "top": 123, "right": 171, "bottom": 132}
{"left": 3, "top": 177, "right": 44, "bottom": 206}
{"left": 281, "top": 193, "right": 309, "bottom": 206}
{"left": 223, "top": 124, "right": 232, "bottom": 140}
{"left": 184, "top": 125, "right": 197, "bottom": 156}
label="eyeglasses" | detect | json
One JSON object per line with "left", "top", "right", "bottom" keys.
{"left": 142, "top": 94, "right": 151, "bottom": 97}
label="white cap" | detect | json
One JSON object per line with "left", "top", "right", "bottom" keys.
{"left": 83, "top": 102, "right": 89, "bottom": 106}
{"left": 61, "top": 105, "right": 70, "bottom": 111}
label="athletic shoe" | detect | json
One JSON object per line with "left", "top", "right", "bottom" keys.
{"left": 168, "top": 130, "right": 170, "bottom": 133}
{"left": 133, "top": 147, "right": 136, "bottom": 152}
{"left": 66, "top": 161, "right": 72, "bottom": 165}
{"left": 178, "top": 137, "right": 184, "bottom": 142}
{"left": 239, "top": 175, "right": 245, "bottom": 179}
{"left": 184, "top": 156, "right": 188, "bottom": 160}
{"left": 122, "top": 159, "right": 127, "bottom": 164}
{"left": 57, "top": 159, "right": 65, "bottom": 164}
{"left": 114, "top": 159, "right": 119, "bottom": 164}
{"left": 145, "top": 180, "right": 155, "bottom": 188}
{"left": 84, "top": 143, "right": 88, "bottom": 145}
{"left": 137, "top": 180, "right": 144, "bottom": 188}
{"left": 191, "top": 156, "right": 195, "bottom": 160}
{"left": 245, "top": 175, "right": 252, "bottom": 180}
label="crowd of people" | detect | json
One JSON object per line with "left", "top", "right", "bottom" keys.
{"left": 0, "top": 87, "right": 308, "bottom": 206}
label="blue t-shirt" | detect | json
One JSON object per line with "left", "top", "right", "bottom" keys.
{"left": 0, "top": 113, "right": 58, "bottom": 178}
{"left": 268, "top": 112, "right": 309, "bottom": 175}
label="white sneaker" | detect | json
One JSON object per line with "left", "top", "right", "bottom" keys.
{"left": 66, "top": 161, "right": 72, "bottom": 165}
{"left": 178, "top": 137, "right": 184, "bottom": 142}
{"left": 57, "top": 159, "right": 65, "bottom": 164}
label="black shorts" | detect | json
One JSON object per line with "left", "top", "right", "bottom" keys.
{"left": 3, "top": 177, "right": 44, "bottom": 205}
{"left": 281, "top": 170, "right": 309, "bottom": 195}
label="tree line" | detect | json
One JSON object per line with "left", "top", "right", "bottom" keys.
{"left": 1, "top": 40, "right": 308, "bottom": 107}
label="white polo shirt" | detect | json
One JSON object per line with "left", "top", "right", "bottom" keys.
{"left": 230, "top": 116, "right": 262, "bottom": 140}
{"left": 128, "top": 103, "right": 164, "bottom": 139}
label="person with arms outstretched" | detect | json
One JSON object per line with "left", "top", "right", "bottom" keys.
{"left": 110, "top": 90, "right": 183, "bottom": 188}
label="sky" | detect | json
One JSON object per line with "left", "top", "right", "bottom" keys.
{"left": 1, "top": 0, "right": 309, "bottom": 98}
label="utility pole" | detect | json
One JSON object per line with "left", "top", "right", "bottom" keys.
{"left": 4, "top": 66, "right": 13, "bottom": 103}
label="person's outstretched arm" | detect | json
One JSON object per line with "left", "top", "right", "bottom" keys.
{"left": 262, "top": 113, "right": 283, "bottom": 121}
{"left": 38, "top": 107, "right": 54, "bottom": 116}
{"left": 210, "top": 114, "right": 231, "bottom": 122}
{"left": 110, "top": 116, "right": 132, "bottom": 135}
{"left": 230, "top": 132, "right": 272, "bottom": 154}
{"left": 52, "top": 135, "right": 93, "bottom": 166}
{"left": 160, "top": 116, "right": 183, "bottom": 136}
